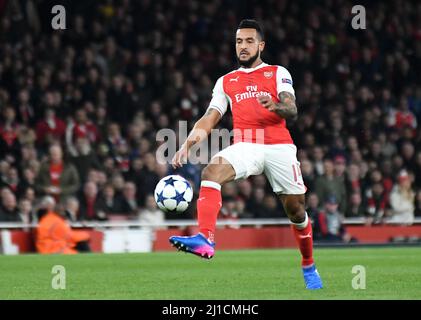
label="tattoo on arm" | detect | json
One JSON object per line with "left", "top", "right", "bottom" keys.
{"left": 274, "top": 92, "right": 298, "bottom": 120}
{"left": 203, "top": 108, "right": 215, "bottom": 117}
{"left": 184, "top": 108, "right": 220, "bottom": 148}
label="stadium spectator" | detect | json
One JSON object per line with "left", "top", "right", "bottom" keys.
{"left": 35, "top": 144, "right": 80, "bottom": 202}
{"left": 0, "top": 106, "right": 21, "bottom": 162}
{"left": 96, "top": 170, "right": 108, "bottom": 191}
{"left": 219, "top": 196, "right": 241, "bottom": 229}
{"left": 35, "top": 108, "right": 66, "bottom": 149}
{"left": 306, "top": 193, "right": 321, "bottom": 221}
{"left": 138, "top": 194, "right": 165, "bottom": 228}
{"left": 389, "top": 170, "right": 415, "bottom": 225}
{"left": 19, "top": 144, "right": 38, "bottom": 169}
{"left": 0, "top": 190, "right": 20, "bottom": 222}
{"left": 95, "top": 106, "right": 111, "bottom": 140}
{"left": 22, "top": 186, "right": 36, "bottom": 204}
{"left": 78, "top": 181, "right": 107, "bottom": 221}
{"left": 155, "top": 163, "right": 170, "bottom": 181}
{"left": 365, "top": 169, "right": 393, "bottom": 198}
{"left": 221, "top": 182, "right": 239, "bottom": 200}
{"left": 97, "top": 183, "right": 123, "bottom": 215}
{"left": 69, "top": 137, "right": 102, "bottom": 183}
{"left": 388, "top": 96, "right": 417, "bottom": 133}
{"left": 17, "top": 198, "right": 35, "bottom": 224}
{"left": 400, "top": 141, "right": 416, "bottom": 172}
{"left": 260, "top": 194, "right": 281, "bottom": 219}
{"left": 235, "top": 198, "right": 253, "bottom": 219}
{"left": 66, "top": 108, "right": 99, "bottom": 147}
{"left": 220, "top": 196, "right": 239, "bottom": 220}
{"left": 300, "top": 159, "right": 316, "bottom": 193}
{"left": 0, "top": 166, "right": 19, "bottom": 194}
{"left": 311, "top": 146, "right": 325, "bottom": 176}
{"left": 103, "top": 122, "right": 126, "bottom": 159}
{"left": 17, "top": 167, "right": 36, "bottom": 198}
{"left": 16, "top": 88, "right": 36, "bottom": 126}
{"left": 134, "top": 153, "right": 160, "bottom": 206}
{"left": 314, "top": 159, "right": 347, "bottom": 214}
{"left": 119, "top": 181, "right": 140, "bottom": 217}
{"left": 18, "top": 126, "right": 36, "bottom": 149}
{"left": 107, "top": 74, "right": 133, "bottom": 125}
{"left": 345, "top": 192, "right": 365, "bottom": 219}
{"left": 364, "top": 182, "right": 389, "bottom": 225}
{"left": 0, "top": 160, "right": 10, "bottom": 183}
{"left": 247, "top": 188, "right": 266, "bottom": 218}
{"left": 113, "top": 140, "right": 131, "bottom": 174}
{"left": 64, "top": 196, "right": 79, "bottom": 223}
{"left": 237, "top": 179, "right": 252, "bottom": 202}
{"left": 312, "top": 195, "right": 354, "bottom": 243}
{"left": 111, "top": 173, "right": 125, "bottom": 198}
{"left": 35, "top": 196, "right": 90, "bottom": 254}
{"left": 345, "top": 163, "right": 363, "bottom": 199}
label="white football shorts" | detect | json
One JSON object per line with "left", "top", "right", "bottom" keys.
{"left": 212, "top": 142, "right": 306, "bottom": 194}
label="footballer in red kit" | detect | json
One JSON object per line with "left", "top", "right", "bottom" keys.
{"left": 214, "top": 63, "right": 294, "bottom": 145}
{"left": 170, "top": 19, "right": 323, "bottom": 290}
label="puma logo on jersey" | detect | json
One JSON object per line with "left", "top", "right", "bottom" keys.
{"left": 229, "top": 76, "right": 239, "bottom": 82}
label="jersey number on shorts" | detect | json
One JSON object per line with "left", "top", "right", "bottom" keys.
{"left": 292, "top": 163, "right": 302, "bottom": 184}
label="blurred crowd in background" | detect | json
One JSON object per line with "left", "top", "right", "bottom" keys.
{"left": 1, "top": 0, "right": 421, "bottom": 239}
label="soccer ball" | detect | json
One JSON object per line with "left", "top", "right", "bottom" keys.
{"left": 154, "top": 175, "right": 193, "bottom": 213}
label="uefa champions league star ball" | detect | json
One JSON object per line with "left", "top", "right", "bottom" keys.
{"left": 154, "top": 175, "right": 193, "bottom": 213}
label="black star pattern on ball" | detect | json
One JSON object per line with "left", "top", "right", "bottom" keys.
{"left": 164, "top": 177, "right": 177, "bottom": 186}
{"left": 156, "top": 190, "right": 165, "bottom": 203}
{"left": 173, "top": 190, "right": 186, "bottom": 204}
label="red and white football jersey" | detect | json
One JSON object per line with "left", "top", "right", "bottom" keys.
{"left": 208, "top": 62, "right": 295, "bottom": 145}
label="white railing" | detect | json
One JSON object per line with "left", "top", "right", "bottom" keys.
{"left": 1, "top": 217, "right": 421, "bottom": 229}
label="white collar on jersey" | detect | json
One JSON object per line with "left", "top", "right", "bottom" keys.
{"left": 237, "top": 62, "right": 269, "bottom": 73}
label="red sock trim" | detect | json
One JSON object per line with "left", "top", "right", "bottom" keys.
{"left": 197, "top": 185, "right": 222, "bottom": 242}
{"left": 291, "top": 221, "right": 314, "bottom": 267}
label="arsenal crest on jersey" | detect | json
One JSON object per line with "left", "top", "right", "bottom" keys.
{"left": 263, "top": 71, "right": 273, "bottom": 79}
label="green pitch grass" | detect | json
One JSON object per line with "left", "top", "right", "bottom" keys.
{"left": 0, "top": 247, "right": 420, "bottom": 299}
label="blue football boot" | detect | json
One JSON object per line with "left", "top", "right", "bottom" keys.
{"left": 169, "top": 233, "right": 215, "bottom": 259}
{"left": 302, "top": 264, "right": 323, "bottom": 290}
